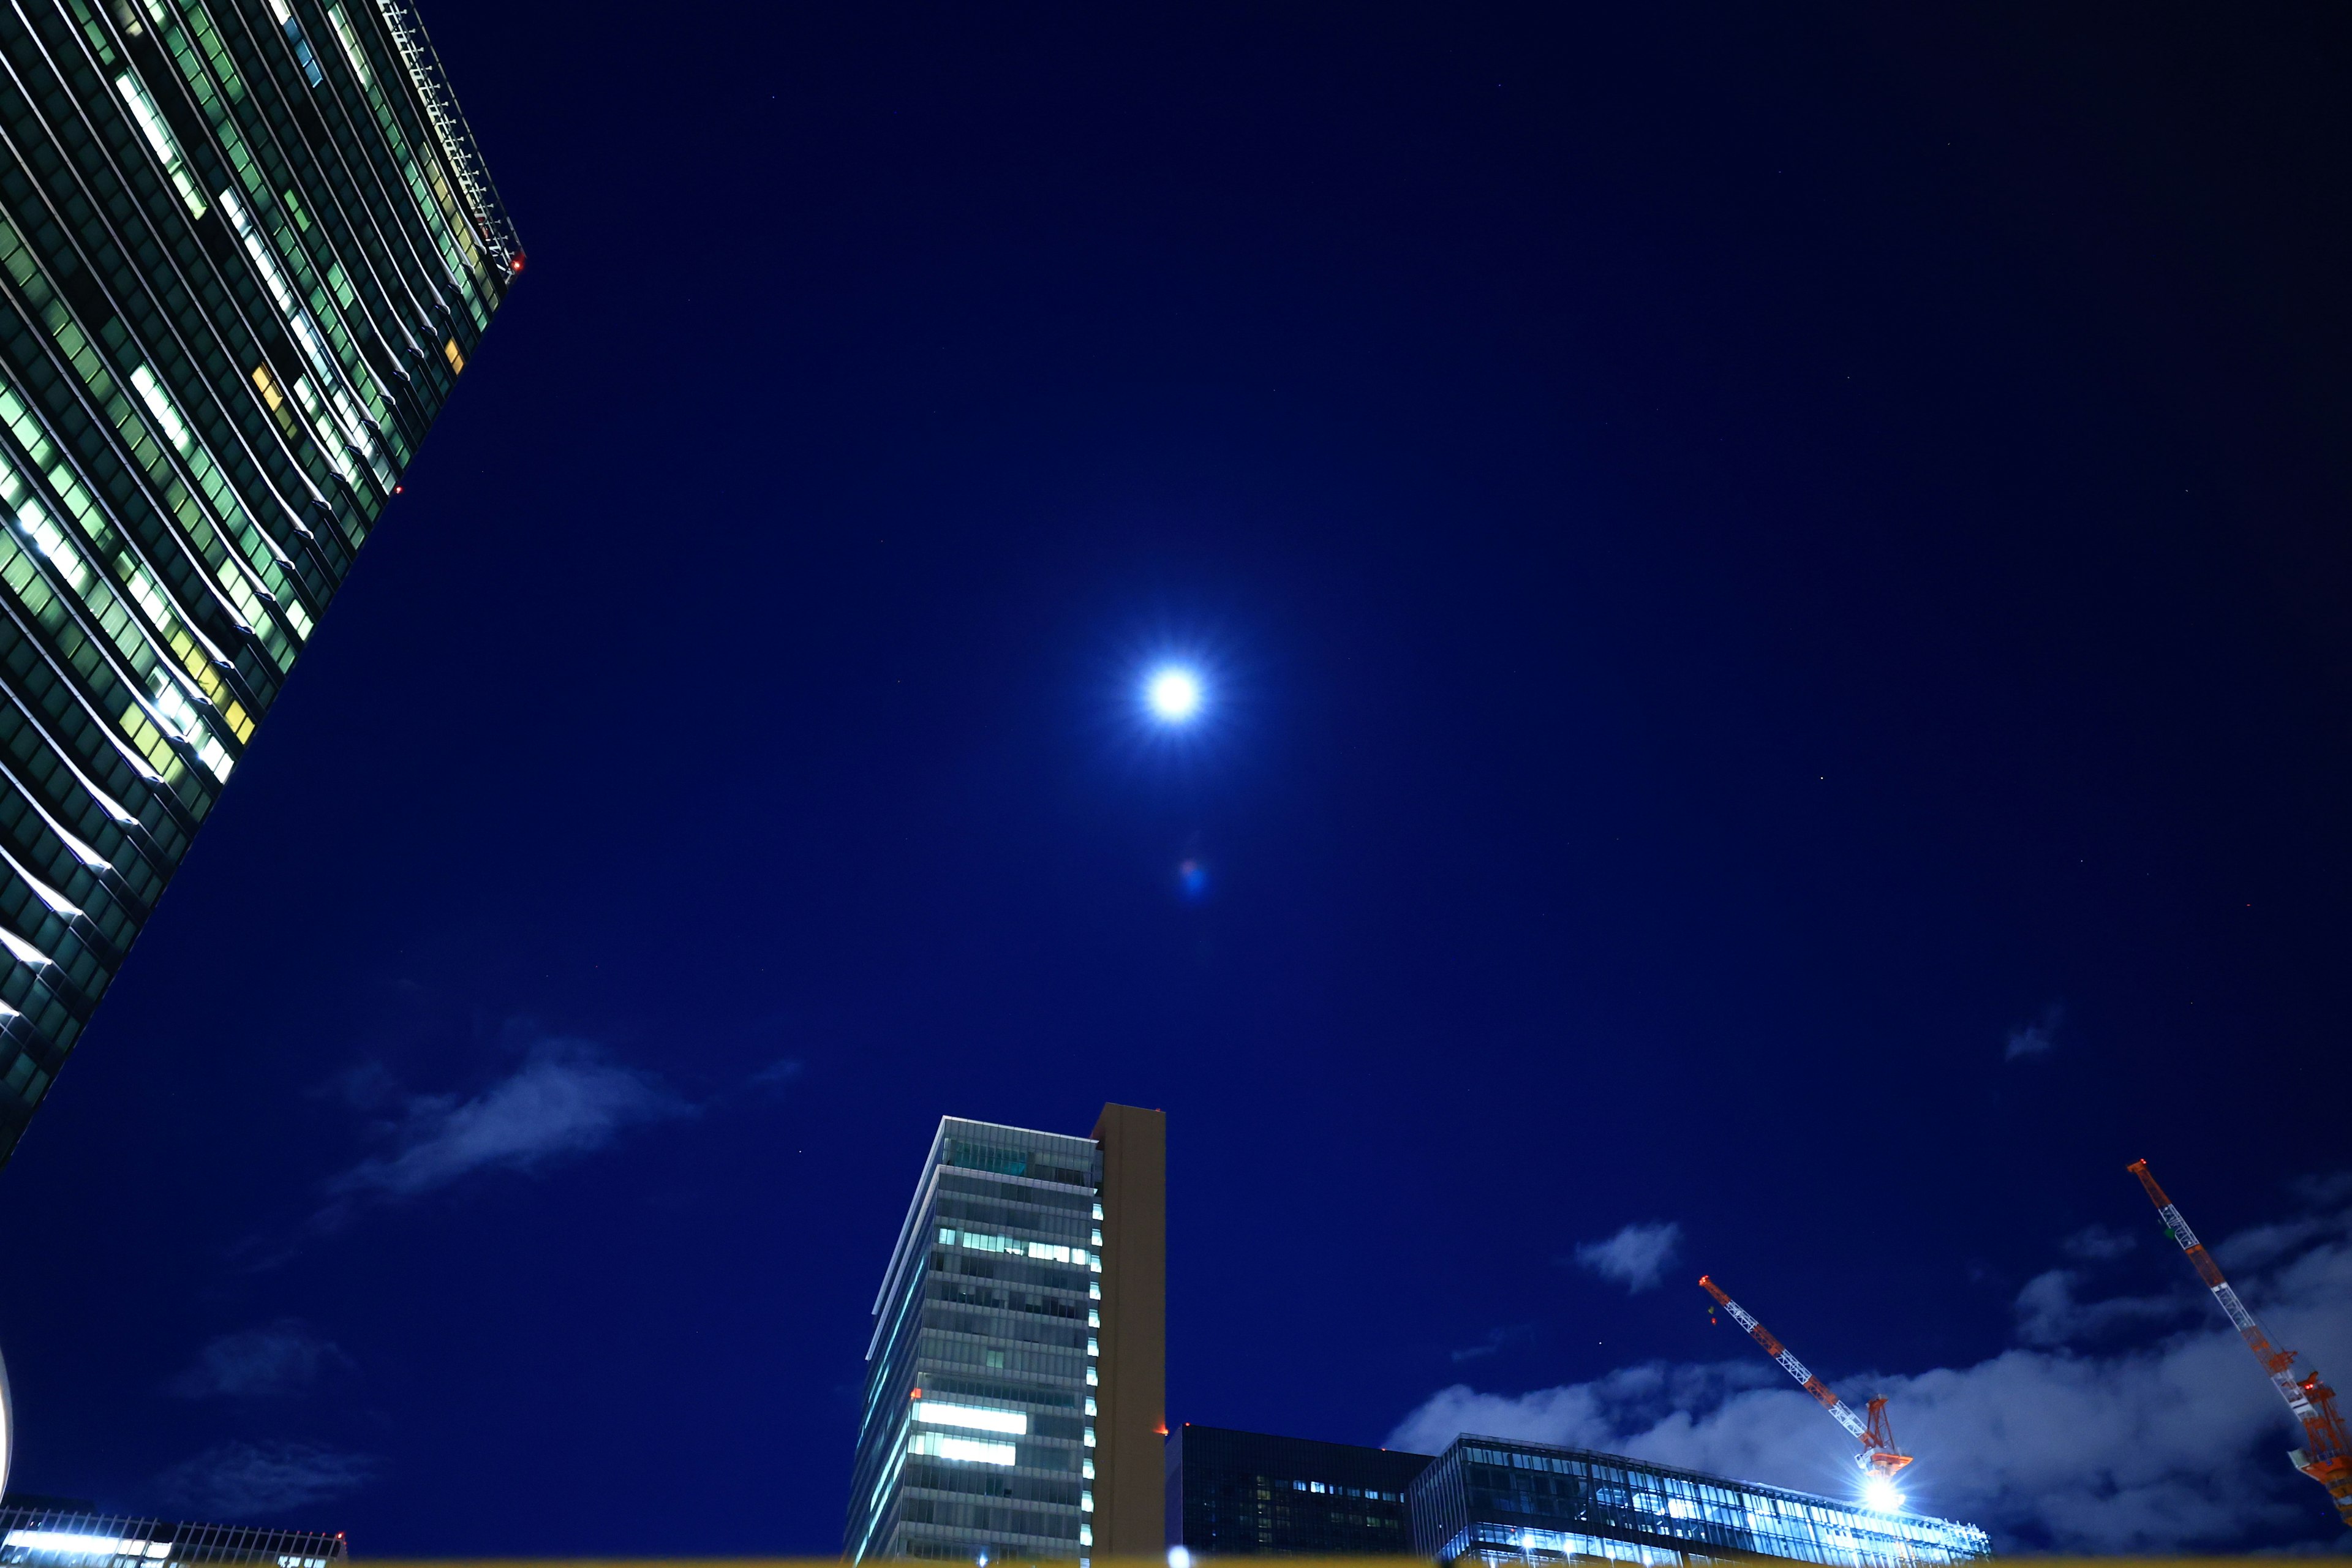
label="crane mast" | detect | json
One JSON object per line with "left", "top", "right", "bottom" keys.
{"left": 2129, "top": 1160, "right": 2352, "bottom": 1529}
{"left": 1698, "top": 1275, "right": 1912, "bottom": 1480}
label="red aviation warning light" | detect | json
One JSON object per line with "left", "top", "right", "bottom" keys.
{"left": 2130, "top": 1159, "right": 2352, "bottom": 1529}
{"left": 1699, "top": 1275, "right": 1913, "bottom": 1485}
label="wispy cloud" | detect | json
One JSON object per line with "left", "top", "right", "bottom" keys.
{"left": 168, "top": 1321, "right": 353, "bottom": 1400}
{"left": 156, "top": 1441, "right": 379, "bottom": 1519}
{"left": 327, "top": 1038, "right": 689, "bottom": 1203}
{"left": 746, "top": 1057, "right": 805, "bottom": 1094}
{"left": 1453, "top": 1324, "right": 1537, "bottom": 1364}
{"left": 2005, "top": 1003, "right": 2064, "bottom": 1061}
{"left": 1393, "top": 1179, "right": 2352, "bottom": 1551}
{"left": 2010, "top": 1268, "right": 2189, "bottom": 1347}
{"left": 2060, "top": 1224, "right": 2136, "bottom": 1261}
{"left": 1574, "top": 1221, "right": 1683, "bottom": 1294}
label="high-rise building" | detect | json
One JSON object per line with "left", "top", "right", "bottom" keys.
{"left": 0, "top": 0, "right": 519, "bottom": 1164}
{"left": 0, "top": 1502, "right": 345, "bottom": 1568}
{"left": 847, "top": 1107, "right": 1165, "bottom": 1565}
{"left": 1164, "top": 1425, "right": 1429, "bottom": 1556}
{"left": 1408, "top": 1434, "right": 1991, "bottom": 1568}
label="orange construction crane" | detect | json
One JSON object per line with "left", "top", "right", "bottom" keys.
{"left": 2129, "top": 1159, "right": 2352, "bottom": 1529}
{"left": 1698, "top": 1274, "right": 1912, "bottom": 1484}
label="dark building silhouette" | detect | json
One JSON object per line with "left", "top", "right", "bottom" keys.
{"left": 1165, "top": 1425, "right": 1430, "bottom": 1555}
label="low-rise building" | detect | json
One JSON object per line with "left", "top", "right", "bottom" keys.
{"left": 0, "top": 1505, "right": 344, "bottom": 1568}
{"left": 1408, "top": 1434, "right": 1989, "bottom": 1568}
{"left": 1164, "top": 1425, "right": 1430, "bottom": 1555}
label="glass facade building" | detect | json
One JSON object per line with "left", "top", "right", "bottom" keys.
{"left": 0, "top": 1504, "right": 344, "bottom": 1568}
{"left": 0, "top": 0, "right": 518, "bottom": 1164}
{"left": 1408, "top": 1436, "right": 1990, "bottom": 1568}
{"left": 846, "top": 1109, "right": 1164, "bottom": 1565}
{"left": 1165, "top": 1425, "right": 1430, "bottom": 1556}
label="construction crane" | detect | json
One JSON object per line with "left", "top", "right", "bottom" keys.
{"left": 2128, "top": 1159, "right": 2352, "bottom": 1529}
{"left": 1699, "top": 1275, "right": 1913, "bottom": 1496}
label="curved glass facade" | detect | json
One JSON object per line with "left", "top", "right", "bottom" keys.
{"left": 0, "top": 0, "right": 515, "bottom": 1163}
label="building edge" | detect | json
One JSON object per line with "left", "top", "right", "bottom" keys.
{"left": 1091, "top": 1102, "right": 1166, "bottom": 1555}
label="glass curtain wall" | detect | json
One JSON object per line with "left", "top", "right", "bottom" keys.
{"left": 1409, "top": 1436, "right": 1991, "bottom": 1568}
{"left": 847, "top": 1118, "right": 1105, "bottom": 1565}
{"left": 1166, "top": 1424, "right": 1431, "bottom": 1556}
{"left": 0, "top": 1505, "right": 347, "bottom": 1568}
{"left": 0, "top": 0, "right": 517, "bottom": 1163}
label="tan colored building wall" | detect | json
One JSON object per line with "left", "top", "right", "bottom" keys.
{"left": 1091, "top": 1102, "right": 1167, "bottom": 1555}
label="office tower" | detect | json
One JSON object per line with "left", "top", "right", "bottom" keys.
{"left": 848, "top": 1107, "right": 1165, "bottom": 1564}
{"left": 1408, "top": 1434, "right": 1991, "bottom": 1568}
{"left": 1165, "top": 1425, "right": 1430, "bottom": 1556}
{"left": 0, "top": 1502, "right": 345, "bottom": 1567}
{"left": 0, "top": 0, "right": 519, "bottom": 1164}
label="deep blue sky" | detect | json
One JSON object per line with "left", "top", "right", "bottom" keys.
{"left": 4, "top": 1, "right": 2351, "bottom": 1556}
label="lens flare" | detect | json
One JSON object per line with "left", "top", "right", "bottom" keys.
{"left": 1861, "top": 1476, "right": 1905, "bottom": 1513}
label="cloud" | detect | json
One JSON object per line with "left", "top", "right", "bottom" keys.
{"left": 2005, "top": 1003, "right": 2064, "bottom": 1061}
{"left": 1391, "top": 1181, "right": 2352, "bottom": 1552}
{"left": 168, "top": 1321, "right": 353, "bottom": 1400}
{"left": 1453, "top": 1324, "right": 1538, "bottom": 1364}
{"left": 2060, "top": 1224, "right": 2136, "bottom": 1261}
{"left": 156, "top": 1441, "right": 378, "bottom": 1519}
{"left": 747, "top": 1057, "right": 805, "bottom": 1094}
{"left": 2009, "top": 1268, "right": 2188, "bottom": 1347}
{"left": 1574, "top": 1221, "right": 1684, "bottom": 1294}
{"left": 328, "top": 1039, "right": 688, "bottom": 1202}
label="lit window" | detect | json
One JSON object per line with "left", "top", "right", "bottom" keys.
{"left": 1088, "top": 1309, "right": 1099, "bottom": 1329}
{"left": 913, "top": 1401, "right": 1027, "bottom": 1436}
{"left": 1084, "top": 1396, "right": 1096, "bottom": 1415}
{"left": 906, "top": 1430, "right": 1015, "bottom": 1466}
{"left": 1092, "top": 1203, "right": 1104, "bottom": 1219}
{"left": 1085, "top": 1366, "right": 1098, "bottom": 1386}
{"left": 443, "top": 337, "right": 466, "bottom": 374}
{"left": 252, "top": 364, "right": 297, "bottom": 435}
{"left": 115, "top": 72, "right": 206, "bottom": 216}
{"left": 1083, "top": 1427, "right": 1096, "bottom": 1448}
{"left": 266, "top": 0, "right": 323, "bottom": 85}
{"left": 1080, "top": 1491, "right": 1095, "bottom": 1513}
{"left": 1082, "top": 1460, "right": 1095, "bottom": 1480}
{"left": 130, "top": 364, "right": 194, "bottom": 454}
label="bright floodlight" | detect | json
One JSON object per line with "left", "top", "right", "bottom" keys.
{"left": 1861, "top": 1476, "right": 1905, "bottom": 1513}
{"left": 1146, "top": 666, "right": 1203, "bottom": 722}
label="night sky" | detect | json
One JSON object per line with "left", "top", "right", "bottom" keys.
{"left": 4, "top": 2, "right": 2351, "bottom": 1558}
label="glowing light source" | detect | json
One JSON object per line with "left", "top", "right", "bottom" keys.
{"left": 1861, "top": 1476, "right": 1905, "bottom": 1513}
{"left": 1145, "top": 666, "right": 1202, "bottom": 722}
{"left": 913, "top": 1400, "right": 1028, "bottom": 1435}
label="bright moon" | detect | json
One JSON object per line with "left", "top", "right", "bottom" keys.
{"left": 1146, "top": 666, "right": 1203, "bottom": 722}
